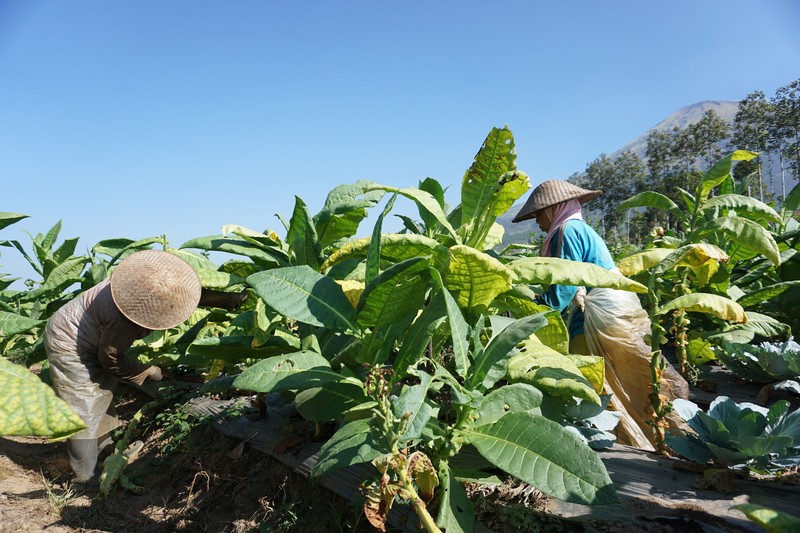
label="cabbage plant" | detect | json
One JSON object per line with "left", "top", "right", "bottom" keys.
{"left": 666, "top": 396, "right": 800, "bottom": 472}
{"left": 714, "top": 338, "right": 800, "bottom": 384}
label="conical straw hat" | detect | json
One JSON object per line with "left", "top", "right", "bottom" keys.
{"left": 512, "top": 180, "right": 602, "bottom": 223}
{"left": 110, "top": 250, "right": 201, "bottom": 330}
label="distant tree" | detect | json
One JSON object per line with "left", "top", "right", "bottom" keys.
{"left": 772, "top": 79, "right": 800, "bottom": 202}
{"left": 578, "top": 151, "right": 645, "bottom": 242}
{"left": 732, "top": 90, "right": 771, "bottom": 200}
{"left": 578, "top": 154, "right": 615, "bottom": 237}
{"left": 732, "top": 159, "right": 764, "bottom": 199}
{"left": 671, "top": 125, "right": 698, "bottom": 174}
{"left": 645, "top": 130, "right": 674, "bottom": 189}
{"left": 613, "top": 151, "right": 647, "bottom": 242}
{"left": 692, "top": 110, "right": 729, "bottom": 169}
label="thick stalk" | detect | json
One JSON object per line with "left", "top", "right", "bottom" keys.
{"left": 397, "top": 463, "right": 442, "bottom": 533}
{"left": 646, "top": 276, "right": 669, "bottom": 452}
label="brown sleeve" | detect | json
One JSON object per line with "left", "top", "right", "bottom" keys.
{"left": 97, "top": 320, "right": 152, "bottom": 385}
{"left": 199, "top": 288, "right": 247, "bottom": 311}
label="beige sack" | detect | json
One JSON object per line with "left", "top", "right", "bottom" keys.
{"left": 574, "top": 283, "right": 689, "bottom": 451}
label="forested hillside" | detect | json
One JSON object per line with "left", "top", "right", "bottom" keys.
{"left": 501, "top": 79, "right": 800, "bottom": 248}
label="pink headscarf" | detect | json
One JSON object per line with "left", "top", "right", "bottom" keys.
{"left": 540, "top": 199, "right": 584, "bottom": 257}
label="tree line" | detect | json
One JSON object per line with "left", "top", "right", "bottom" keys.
{"left": 570, "top": 78, "right": 800, "bottom": 248}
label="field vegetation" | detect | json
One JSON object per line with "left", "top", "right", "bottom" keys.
{"left": 2, "top": 80, "right": 800, "bottom": 532}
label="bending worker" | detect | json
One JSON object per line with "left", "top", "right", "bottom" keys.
{"left": 512, "top": 180, "right": 688, "bottom": 450}
{"left": 45, "top": 249, "right": 244, "bottom": 487}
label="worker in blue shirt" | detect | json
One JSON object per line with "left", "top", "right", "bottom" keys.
{"left": 513, "top": 180, "right": 688, "bottom": 450}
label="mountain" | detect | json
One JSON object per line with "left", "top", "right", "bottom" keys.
{"left": 610, "top": 100, "right": 740, "bottom": 160}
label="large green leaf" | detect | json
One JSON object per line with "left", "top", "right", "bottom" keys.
{"left": 461, "top": 170, "right": 530, "bottom": 249}
{"left": 444, "top": 245, "right": 514, "bottom": 312}
{"left": 247, "top": 266, "right": 357, "bottom": 330}
{"left": 783, "top": 182, "right": 800, "bottom": 216}
{"left": 294, "top": 380, "right": 369, "bottom": 422}
{"left": 0, "top": 311, "right": 43, "bottom": 336}
{"left": 508, "top": 257, "right": 647, "bottom": 293}
{"left": 365, "top": 184, "right": 460, "bottom": 243}
{"left": 321, "top": 234, "right": 449, "bottom": 271}
{"left": 617, "top": 191, "right": 681, "bottom": 217}
{"left": 365, "top": 193, "right": 396, "bottom": 285}
{"left": 19, "top": 256, "right": 89, "bottom": 303}
{"left": 417, "top": 178, "right": 446, "bottom": 235}
{"left": 393, "top": 292, "right": 448, "bottom": 378}
{"left": 658, "top": 293, "right": 747, "bottom": 323}
{"left": 286, "top": 196, "right": 321, "bottom": 270}
{"left": 393, "top": 371, "right": 439, "bottom": 441}
{"left": 183, "top": 335, "right": 297, "bottom": 364}
{"left": 233, "top": 351, "right": 343, "bottom": 393}
{"left": 693, "top": 217, "right": 781, "bottom": 266}
{"left": 193, "top": 268, "right": 246, "bottom": 291}
{"left": 461, "top": 127, "right": 517, "bottom": 221}
{"left": 314, "top": 180, "right": 385, "bottom": 248}
{"left": 474, "top": 383, "right": 543, "bottom": 425}
{"left": 356, "top": 257, "right": 429, "bottom": 331}
{"left": 431, "top": 269, "right": 471, "bottom": 378}
{"left": 705, "top": 312, "right": 791, "bottom": 344}
{"left": 181, "top": 235, "right": 290, "bottom": 268}
{"left": 737, "top": 281, "right": 800, "bottom": 308}
{"left": 91, "top": 237, "right": 163, "bottom": 262}
{"left": 700, "top": 194, "right": 782, "bottom": 224}
{"left": 460, "top": 412, "right": 617, "bottom": 505}
{"left": 0, "top": 212, "right": 28, "bottom": 231}
{"left": 435, "top": 463, "right": 475, "bottom": 533}
{"left": 468, "top": 313, "right": 548, "bottom": 392}
{"left": 312, "top": 419, "right": 390, "bottom": 478}
{"left": 457, "top": 129, "right": 529, "bottom": 247}
{"left": 0, "top": 358, "right": 86, "bottom": 439}
{"left": 507, "top": 352, "right": 602, "bottom": 404}
{"left": 696, "top": 150, "right": 759, "bottom": 203}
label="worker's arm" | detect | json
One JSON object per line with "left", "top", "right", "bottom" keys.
{"left": 97, "top": 321, "right": 154, "bottom": 386}
{"left": 198, "top": 288, "right": 248, "bottom": 311}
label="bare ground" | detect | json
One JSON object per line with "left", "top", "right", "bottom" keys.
{"left": 0, "top": 391, "right": 370, "bottom": 533}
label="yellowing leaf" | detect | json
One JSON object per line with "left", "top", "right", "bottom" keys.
{"left": 0, "top": 358, "right": 86, "bottom": 440}
{"left": 508, "top": 257, "right": 647, "bottom": 293}
{"left": 617, "top": 248, "right": 673, "bottom": 276}
{"left": 658, "top": 293, "right": 747, "bottom": 323}
{"left": 444, "top": 245, "right": 513, "bottom": 312}
{"left": 336, "top": 279, "right": 364, "bottom": 308}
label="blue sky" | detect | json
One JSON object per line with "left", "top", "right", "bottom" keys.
{"left": 1, "top": 1, "right": 799, "bottom": 285}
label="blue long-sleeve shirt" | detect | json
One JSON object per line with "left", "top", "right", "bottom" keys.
{"left": 537, "top": 219, "right": 615, "bottom": 337}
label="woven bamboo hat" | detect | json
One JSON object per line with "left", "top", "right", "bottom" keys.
{"left": 512, "top": 180, "right": 602, "bottom": 223}
{"left": 110, "top": 250, "right": 202, "bottom": 330}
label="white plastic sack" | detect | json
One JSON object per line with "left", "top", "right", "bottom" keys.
{"left": 573, "top": 280, "right": 688, "bottom": 451}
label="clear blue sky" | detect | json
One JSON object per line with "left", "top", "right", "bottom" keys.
{"left": 1, "top": 1, "right": 799, "bottom": 286}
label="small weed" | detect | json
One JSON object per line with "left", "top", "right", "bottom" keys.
{"left": 154, "top": 403, "right": 214, "bottom": 456}
{"left": 41, "top": 472, "right": 78, "bottom": 516}
{"left": 249, "top": 479, "right": 301, "bottom": 533}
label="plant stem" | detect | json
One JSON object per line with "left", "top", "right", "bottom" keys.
{"left": 647, "top": 276, "right": 669, "bottom": 452}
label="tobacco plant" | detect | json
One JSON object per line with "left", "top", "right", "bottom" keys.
{"left": 227, "top": 128, "right": 652, "bottom": 530}
{"left": 0, "top": 213, "right": 86, "bottom": 439}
